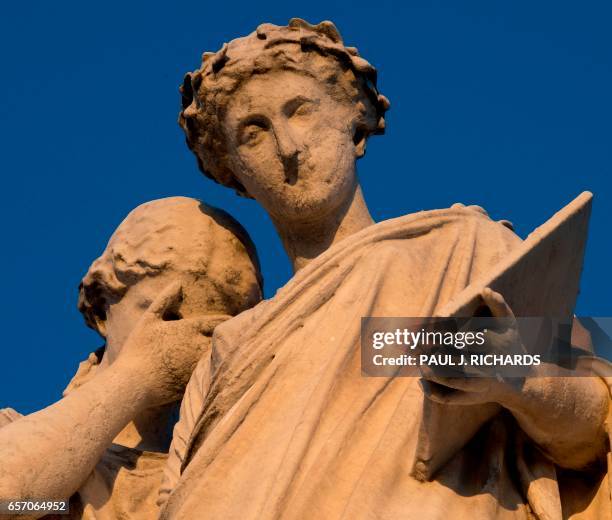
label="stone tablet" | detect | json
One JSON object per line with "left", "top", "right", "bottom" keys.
{"left": 416, "top": 191, "right": 594, "bottom": 482}
{"left": 438, "top": 191, "right": 592, "bottom": 319}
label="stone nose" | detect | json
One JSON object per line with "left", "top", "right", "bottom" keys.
{"left": 273, "top": 121, "right": 299, "bottom": 184}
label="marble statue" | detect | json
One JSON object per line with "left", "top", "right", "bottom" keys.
{"left": 0, "top": 197, "right": 262, "bottom": 518}
{"left": 157, "top": 19, "right": 611, "bottom": 519}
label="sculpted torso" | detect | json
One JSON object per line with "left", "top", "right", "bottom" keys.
{"left": 159, "top": 19, "right": 611, "bottom": 520}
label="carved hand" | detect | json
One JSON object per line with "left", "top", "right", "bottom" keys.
{"left": 421, "top": 288, "right": 610, "bottom": 469}
{"left": 116, "top": 282, "right": 229, "bottom": 407}
{"left": 420, "top": 288, "right": 525, "bottom": 404}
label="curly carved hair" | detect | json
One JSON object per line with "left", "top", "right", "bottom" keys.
{"left": 78, "top": 197, "right": 263, "bottom": 337}
{"left": 179, "top": 18, "right": 390, "bottom": 196}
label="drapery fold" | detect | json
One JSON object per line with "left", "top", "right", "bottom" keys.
{"left": 160, "top": 207, "right": 610, "bottom": 519}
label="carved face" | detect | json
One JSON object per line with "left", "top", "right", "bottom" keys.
{"left": 102, "top": 272, "right": 226, "bottom": 366}
{"left": 224, "top": 70, "right": 359, "bottom": 222}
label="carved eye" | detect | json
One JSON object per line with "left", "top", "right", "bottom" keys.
{"left": 285, "top": 96, "right": 318, "bottom": 119}
{"left": 243, "top": 125, "right": 263, "bottom": 144}
{"left": 239, "top": 119, "right": 268, "bottom": 146}
{"left": 138, "top": 297, "right": 153, "bottom": 310}
{"left": 292, "top": 102, "right": 315, "bottom": 117}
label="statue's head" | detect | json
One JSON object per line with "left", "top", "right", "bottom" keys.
{"left": 78, "top": 197, "right": 262, "bottom": 364}
{"left": 180, "top": 18, "right": 390, "bottom": 222}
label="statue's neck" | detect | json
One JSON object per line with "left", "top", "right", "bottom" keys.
{"left": 273, "top": 183, "right": 375, "bottom": 273}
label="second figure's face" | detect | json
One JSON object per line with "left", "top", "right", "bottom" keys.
{"left": 102, "top": 271, "right": 234, "bottom": 366}
{"left": 224, "top": 70, "right": 359, "bottom": 222}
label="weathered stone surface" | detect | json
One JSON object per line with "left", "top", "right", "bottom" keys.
{"left": 1, "top": 17, "right": 610, "bottom": 520}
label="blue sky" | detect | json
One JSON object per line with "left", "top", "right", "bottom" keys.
{"left": 1, "top": 0, "right": 610, "bottom": 413}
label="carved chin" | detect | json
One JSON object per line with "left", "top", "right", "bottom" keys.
{"left": 267, "top": 183, "right": 349, "bottom": 218}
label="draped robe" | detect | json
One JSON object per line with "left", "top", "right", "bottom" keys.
{"left": 159, "top": 207, "right": 611, "bottom": 519}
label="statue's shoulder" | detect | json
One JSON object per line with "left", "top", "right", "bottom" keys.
{"left": 363, "top": 203, "right": 520, "bottom": 257}
{"left": 0, "top": 407, "right": 23, "bottom": 428}
{"left": 350, "top": 205, "right": 522, "bottom": 293}
{"left": 447, "top": 202, "right": 516, "bottom": 232}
